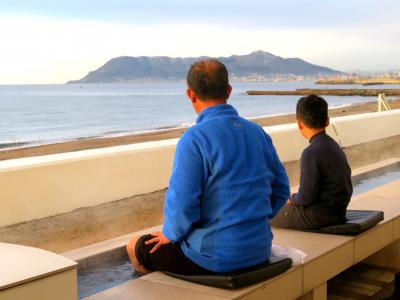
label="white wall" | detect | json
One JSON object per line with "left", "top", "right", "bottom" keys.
{"left": 331, "top": 110, "right": 400, "bottom": 148}
{"left": 0, "top": 110, "right": 399, "bottom": 227}
{"left": 265, "top": 123, "right": 339, "bottom": 162}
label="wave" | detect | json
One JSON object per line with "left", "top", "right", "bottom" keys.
{"left": 0, "top": 141, "right": 33, "bottom": 150}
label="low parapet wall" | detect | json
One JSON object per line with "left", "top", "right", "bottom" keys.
{"left": 333, "top": 110, "right": 400, "bottom": 148}
{"left": 0, "top": 110, "right": 399, "bottom": 227}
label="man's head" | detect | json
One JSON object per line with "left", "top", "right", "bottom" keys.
{"left": 186, "top": 59, "right": 232, "bottom": 114}
{"left": 296, "top": 94, "right": 329, "bottom": 139}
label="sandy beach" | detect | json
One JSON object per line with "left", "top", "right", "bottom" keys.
{"left": 1, "top": 99, "right": 399, "bottom": 161}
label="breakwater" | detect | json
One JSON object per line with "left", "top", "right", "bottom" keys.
{"left": 246, "top": 89, "right": 400, "bottom": 97}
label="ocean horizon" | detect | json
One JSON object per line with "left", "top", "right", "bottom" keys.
{"left": 1, "top": 81, "right": 399, "bottom": 150}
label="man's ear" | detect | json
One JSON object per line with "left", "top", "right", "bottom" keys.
{"left": 226, "top": 85, "right": 232, "bottom": 98}
{"left": 186, "top": 88, "right": 197, "bottom": 103}
{"left": 326, "top": 117, "right": 330, "bottom": 127}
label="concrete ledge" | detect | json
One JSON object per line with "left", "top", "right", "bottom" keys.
{"left": 347, "top": 179, "right": 400, "bottom": 220}
{"left": 351, "top": 157, "right": 400, "bottom": 179}
{"left": 0, "top": 269, "right": 77, "bottom": 300}
{"left": 139, "top": 266, "right": 303, "bottom": 300}
{"left": 353, "top": 221, "right": 393, "bottom": 263}
{"left": 76, "top": 179, "right": 400, "bottom": 300}
{"left": 63, "top": 225, "right": 162, "bottom": 270}
{"left": 85, "top": 277, "right": 229, "bottom": 300}
{"left": 0, "top": 243, "right": 77, "bottom": 290}
{"left": 0, "top": 243, "right": 77, "bottom": 300}
{"left": 394, "top": 218, "right": 400, "bottom": 240}
{"left": 363, "top": 240, "right": 400, "bottom": 271}
{"left": 332, "top": 110, "right": 400, "bottom": 148}
{"left": 272, "top": 229, "right": 354, "bottom": 294}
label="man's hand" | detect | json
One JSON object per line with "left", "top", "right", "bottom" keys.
{"left": 145, "top": 231, "right": 172, "bottom": 254}
{"left": 287, "top": 193, "right": 296, "bottom": 204}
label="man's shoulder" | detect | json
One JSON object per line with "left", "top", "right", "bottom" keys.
{"left": 184, "top": 114, "right": 267, "bottom": 142}
{"left": 236, "top": 116, "right": 268, "bottom": 135}
{"left": 179, "top": 126, "right": 200, "bottom": 141}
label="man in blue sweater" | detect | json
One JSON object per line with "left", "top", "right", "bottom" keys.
{"left": 127, "top": 59, "right": 290, "bottom": 274}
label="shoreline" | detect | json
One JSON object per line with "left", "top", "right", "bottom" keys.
{"left": 1, "top": 99, "right": 400, "bottom": 161}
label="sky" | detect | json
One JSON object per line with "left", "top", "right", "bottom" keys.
{"left": 0, "top": 0, "right": 399, "bottom": 84}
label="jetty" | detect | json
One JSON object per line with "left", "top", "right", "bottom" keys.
{"left": 246, "top": 88, "right": 400, "bottom": 97}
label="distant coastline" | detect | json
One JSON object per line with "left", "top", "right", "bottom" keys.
{"left": 315, "top": 78, "right": 400, "bottom": 85}
{"left": 246, "top": 88, "right": 400, "bottom": 97}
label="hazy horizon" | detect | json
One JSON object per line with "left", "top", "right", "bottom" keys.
{"left": 1, "top": 0, "right": 400, "bottom": 84}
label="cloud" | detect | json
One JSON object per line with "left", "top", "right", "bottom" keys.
{"left": 2, "top": 0, "right": 400, "bottom": 29}
{"left": 0, "top": 12, "right": 399, "bottom": 83}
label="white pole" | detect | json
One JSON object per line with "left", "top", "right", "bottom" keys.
{"left": 378, "top": 94, "right": 383, "bottom": 112}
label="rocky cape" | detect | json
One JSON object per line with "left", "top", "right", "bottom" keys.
{"left": 68, "top": 51, "right": 343, "bottom": 84}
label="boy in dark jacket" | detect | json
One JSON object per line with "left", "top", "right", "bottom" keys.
{"left": 271, "top": 94, "right": 352, "bottom": 229}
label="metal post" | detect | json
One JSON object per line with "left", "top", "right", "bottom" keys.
{"left": 378, "top": 94, "right": 391, "bottom": 112}
{"left": 378, "top": 94, "right": 382, "bottom": 112}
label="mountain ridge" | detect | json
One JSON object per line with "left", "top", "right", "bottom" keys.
{"left": 68, "top": 51, "right": 344, "bottom": 83}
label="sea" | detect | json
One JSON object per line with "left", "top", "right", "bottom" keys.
{"left": 1, "top": 81, "right": 399, "bottom": 150}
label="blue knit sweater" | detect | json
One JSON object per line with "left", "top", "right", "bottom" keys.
{"left": 162, "top": 104, "right": 289, "bottom": 272}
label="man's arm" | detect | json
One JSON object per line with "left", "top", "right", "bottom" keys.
{"left": 162, "top": 132, "right": 205, "bottom": 243}
{"left": 264, "top": 133, "right": 290, "bottom": 217}
{"left": 291, "top": 150, "right": 319, "bottom": 206}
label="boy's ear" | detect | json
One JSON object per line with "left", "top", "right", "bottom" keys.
{"left": 326, "top": 117, "right": 330, "bottom": 127}
{"left": 297, "top": 119, "right": 304, "bottom": 130}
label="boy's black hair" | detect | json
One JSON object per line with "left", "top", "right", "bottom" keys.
{"left": 296, "top": 95, "right": 328, "bottom": 129}
{"left": 187, "top": 59, "right": 230, "bottom": 100}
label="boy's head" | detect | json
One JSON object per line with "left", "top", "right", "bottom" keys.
{"left": 296, "top": 95, "right": 329, "bottom": 139}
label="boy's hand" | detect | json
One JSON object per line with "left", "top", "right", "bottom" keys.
{"left": 145, "top": 231, "right": 171, "bottom": 254}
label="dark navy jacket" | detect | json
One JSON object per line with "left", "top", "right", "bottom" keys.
{"left": 292, "top": 131, "right": 352, "bottom": 216}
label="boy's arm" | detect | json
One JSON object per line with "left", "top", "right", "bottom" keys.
{"left": 291, "top": 150, "right": 319, "bottom": 206}
{"left": 265, "top": 133, "right": 290, "bottom": 217}
{"left": 162, "top": 132, "right": 205, "bottom": 243}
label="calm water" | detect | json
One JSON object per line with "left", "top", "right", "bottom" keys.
{"left": 77, "top": 164, "right": 400, "bottom": 299}
{"left": 1, "top": 81, "right": 399, "bottom": 149}
{"left": 78, "top": 255, "right": 137, "bottom": 299}
{"left": 352, "top": 164, "right": 400, "bottom": 195}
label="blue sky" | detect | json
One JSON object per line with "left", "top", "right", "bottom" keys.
{"left": 0, "top": 0, "right": 399, "bottom": 83}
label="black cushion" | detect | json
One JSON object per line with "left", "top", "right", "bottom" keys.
{"left": 164, "top": 256, "right": 292, "bottom": 289}
{"left": 306, "top": 210, "right": 384, "bottom": 235}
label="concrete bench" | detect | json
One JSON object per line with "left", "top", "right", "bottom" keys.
{"left": 0, "top": 243, "right": 77, "bottom": 300}
{"left": 70, "top": 179, "right": 400, "bottom": 300}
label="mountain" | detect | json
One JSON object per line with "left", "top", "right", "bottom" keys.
{"left": 68, "top": 51, "right": 343, "bottom": 83}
